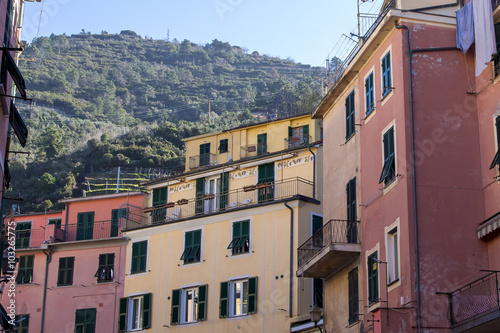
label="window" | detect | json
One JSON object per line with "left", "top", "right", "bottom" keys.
{"left": 131, "top": 240, "right": 147, "bottom": 274}
{"left": 257, "top": 163, "right": 274, "bottom": 202}
{"left": 494, "top": 22, "right": 500, "bottom": 77}
{"left": 346, "top": 177, "right": 358, "bottom": 243}
{"left": 111, "top": 208, "right": 127, "bottom": 237}
{"left": 345, "top": 91, "right": 355, "bottom": 140}
{"left": 387, "top": 228, "right": 399, "bottom": 284}
{"left": 48, "top": 219, "right": 62, "bottom": 228}
{"left": 220, "top": 277, "right": 258, "bottom": 318}
{"left": 257, "top": 133, "right": 267, "bottom": 155}
{"left": 365, "top": 72, "right": 374, "bottom": 115}
{"left": 119, "top": 294, "right": 152, "bottom": 332}
{"left": 199, "top": 143, "right": 211, "bottom": 166}
{"left": 312, "top": 215, "right": 323, "bottom": 308}
{"left": 75, "top": 308, "right": 96, "bottom": 333}
{"left": 227, "top": 220, "right": 250, "bottom": 255}
{"left": 14, "top": 314, "right": 29, "bottom": 333}
{"left": 219, "top": 139, "right": 228, "bottom": 153}
{"left": 348, "top": 268, "right": 359, "bottom": 324}
{"left": 381, "top": 51, "right": 392, "bottom": 97}
{"left": 15, "top": 222, "right": 31, "bottom": 249}
{"left": 16, "top": 255, "right": 33, "bottom": 285}
{"left": 76, "top": 212, "right": 94, "bottom": 241}
{"left": 288, "top": 125, "right": 310, "bottom": 147}
{"left": 180, "top": 230, "right": 201, "bottom": 264}
{"left": 171, "top": 285, "right": 208, "bottom": 325}
{"left": 95, "top": 253, "right": 114, "bottom": 283}
{"left": 379, "top": 127, "right": 396, "bottom": 185}
{"left": 57, "top": 257, "right": 74, "bottom": 286}
{"left": 152, "top": 187, "right": 167, "bottom": 223}
{"left": 489, "top": 115, "right": 500, "bottom": 170}
{"left": 368, "top": 252, "right": 379, "bottom": 304}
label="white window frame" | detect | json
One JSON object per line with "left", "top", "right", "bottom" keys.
{"left": 204, "top": 175, "right": 221, "bottom": 213}
{"left": 385, "top": 218, "right": 401, "bottom": 289}
{"left": 129, "top": 237, "right": 149, "bottom": 275}
{"left": 229, "top": 218, "right": 252, "bottom": 258}
{"left": 180, "top": 286, "right": 200, "bottom": 324}
{"left": 229, "top": 278, "right": 250, "bottom": 317}
{"left": 128, "top": 295, "right": 143, "bottom": 331}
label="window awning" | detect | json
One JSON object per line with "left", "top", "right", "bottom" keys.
{"left": 477, "top": 211, "right": 500, "bottom": 239}
{"left": 4, "top": 50, "right": 27, "bottom": 100}
{"left": 9, "top": 100, "right": 28, "bottom": 147}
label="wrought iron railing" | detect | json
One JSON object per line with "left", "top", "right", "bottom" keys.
{"left": 284, "top": 135, "right": 311, "bottom": 149}
{"left": 189, "top": 153, "right": 217, "bottom": 169}
{"left": 240, "top": 143, "right": 268, "bottom": 158}
{"left": 141, "top": 177, "right": 314, "bottom": 226}
{"left": 297, "top": 219, "right": 361, "bottom": 267}
{"left": 63, "top": 220, "right": 122, "bottom": 242}
{"left": 440, "top": 272, "right": 500, "bottom": 325}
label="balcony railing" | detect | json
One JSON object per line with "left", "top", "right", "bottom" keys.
{"left": 189, "top": 153, "right": 217, "bottom": 169}
{"left": 493, "top": 0, "right": 500, "bottom": 10}
{"left": 13, "top": 219, "right": 124, "bottom": 248}
{"left": 440, "top": 272, "right": 500, "bottom": 326}
{"left": 297, "top": 219, "right": 361, "bottom": 278}
{"left": 284, "top": 135, "right": 311, "bottom": 149}
{"left": 240, "top": 143, "right": 267, "bottom": 158}
{"left": 141, "top": 177, "right": 314, "bottom": 226}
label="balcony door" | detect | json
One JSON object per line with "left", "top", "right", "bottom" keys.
{"left": 15, "top": 222, "right": 31, "bottom": 248}
{"left": 77, "top": 212, "right": 95, "bottom": 241}
{"left": 199, "top": 143, "right": 211, "bottom": 166}
{"left": 205, "top": 176, "right": 221, "bottom": 213}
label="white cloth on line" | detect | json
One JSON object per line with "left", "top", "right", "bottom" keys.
{"left": 473, "top": 0, "right": 497, "bottom": 76}
{"left": 456, "top": 0, "right": 474, "bottom": 54}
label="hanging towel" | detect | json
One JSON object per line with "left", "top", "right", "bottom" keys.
{"left": 456, "top": 1, "right": 474, "bottom": 54}
{"left": 473, "top": 0, "right": 497, "bottom": 76}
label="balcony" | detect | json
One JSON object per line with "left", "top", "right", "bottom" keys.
{"left": 189, "top": 153, "right": 217, "bottom": 169}
{"left": 438, "top": 271, "right": 500, "bottom": 332}
{"left": 14, "top": 219, "right": 124, "bottom": 249}
{"left": 241, "top": 143, "right": 267, "bottom": 159}
{"left": 297, "top": 219, "right": 361, "bottom": 278}
{"left": 141, "top": 177, "right": 314, "bottom": 226}
{"left": 284, "top": 135, "right": 311, "bottom": 149}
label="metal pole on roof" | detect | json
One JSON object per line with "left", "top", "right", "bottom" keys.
{"left": 116, "top": 166, "right": 121, "bottom": 193}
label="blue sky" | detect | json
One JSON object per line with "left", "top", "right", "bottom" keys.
{"left": 21, "top": 0, "right": 384, "bottom": 67}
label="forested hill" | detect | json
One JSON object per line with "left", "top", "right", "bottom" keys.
{"left": 6, "top": 31, "right": 325, "bottom": 212}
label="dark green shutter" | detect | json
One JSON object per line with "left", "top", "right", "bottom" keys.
{"left": 219, "top": 172, "right": 229, "bottom": 210}
{"left": 219, "top": 281, "right": 229, "bottom": 318}
{"left": 288, "top": 126, "right": 293, "bottom": 138}
{"left": 303, "top": 125, "right": 309, "bottom": 144}
{"left": 248, "top": 277, "right": 258, "bottom": 314}
{"left": 198, "top": 285, "right": 208, "bottom": 321}
{"left": 142, "top": 293, "right": 152, "bottom": 329}
{"left": 140, "top": 241, "right": 147, "bottom": 272}
{"left": 77, "top": 212, "right": 94, "bottom": 240}
{"left": 195, "top": 178, "right": 205, "bottom": 214}
{"left": 171, "top": 289, "right": 180, "bottom": 325}
{"left": 312, "top": 215, "right": 323, "bottom": 234}
{"left": 119, "top": 298, "right": 128, "bottom": 332}
{"left": 152, "top": 188, "right": 167, "bottom": 223}
{"left": 368, "top": 252, "right": 379, "bottom": 304}
{"left": 348, "top": 268, "right": 359, "bottom": 324}
{"left": 490, "top": 117, "right": 500, "bottom": 170}
{"left": 257, "top": 133, "right": 267, "bottom": 155}
{"left": 131, "top": 242, "right": 139, "bottom": 273}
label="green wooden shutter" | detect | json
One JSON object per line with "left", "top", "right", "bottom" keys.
{"left": 312, "top": 215, "right": 323, "bottom": 234}
{"left": 198, "top": 285, "right": 208, "bottom": 321}
{"left": 139, "top": 241, "right": 148, "bottom": 272}
{"left": 257, "top": 133, "right": 267, "bottom": 155}
{"left": 302, "top": 125, "right": 309, "bottom": 144}
{"left": 195, "top": 178, "right": 205, "bottom": 214}
{"left": 118, "top": 298, "right": 128, "bottom": 332}
{"left": 257, "top": 164, "right": 266, "bottom": 184}
{"left": 171, "top": 289, "right": 180, "bottom": 325}
{"left": 219, "top": 281, "right": 229, "bottom": 318}
{"left": 248, "top": 277, "right": 258, "bottom": 314}
{"left": 152, "top": 188, "right": 167, "bottom": 223}
{"left": 219, "top": 172, "right": 229, "bottom": 210}
{"left": 368, "top": 252, "right": 379, "bottom": 304}
{"left": 131, "top": 242, "right": 139, "bottom": 273}
{"left": 348, "top": 268, "right": 359, "bottom": 324}
{"left": 142, "top": 293, "right": 152, "bottom": 329}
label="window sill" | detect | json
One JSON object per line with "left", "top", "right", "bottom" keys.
{"left": 364, "top": 108, "right": 376, "bottom": 124}
{"left": 345, "top": 132, "right": 356, "bottom": 144}
{"left": 227, "top": 314, "right": 250, "bottom": 321}
{"left": 182, "top": 261, "right": 202, "bottom": 267}
{"left": 347, "top": 320, "right": 360, "bottom": 328}
{"left": 387, "top": 278, "right": 400, "bottom": 287}
{"left": 230, "top": 252, "right": 252, "bottom": 259}
{"left": 97, "top": 280, "right": 114, "bottom": 284}
{"left": 381, "top": 89, "right": 394, "bottom": 106}
{"left": 178, "top": 321, "right": 200, "bottom": 327}
{"left": 382, "top": 177, "right": 398, "bottom": 195}
{"left": 56, "top": 284, "right": 74, "bottom": 288}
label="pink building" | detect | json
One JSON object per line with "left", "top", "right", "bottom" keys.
{"left": 2, "top": 192, "right": 144, "bottom": 333}
{"left": 300, "top": 0, "right": 500, "bottom": 332}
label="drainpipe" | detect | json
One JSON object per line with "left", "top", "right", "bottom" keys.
{"left": 396, "top": 21, "right": 461, "bottom": 333}
{"left": 41, "top": 246, "right": 54, "bottom": 333}
{"left": 63, "top": 203, "right": 69, "bottom": 241}
{"left": 395, "top": 22, "right": 422, "bottom": 333}
{"left": 307, "top": 145, "right": 316, "bottom": 200}
{"left": 284, "top": 201, "right": 294, "bottom": 318}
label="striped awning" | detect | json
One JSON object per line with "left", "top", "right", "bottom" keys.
{"left": 477, "top": 212, "right": 500, "bottom": 239}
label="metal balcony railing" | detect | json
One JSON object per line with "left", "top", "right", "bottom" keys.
{"left": 189, "top": 153, "right": 217, "bottom": 169}
{"left": 140, "top": 177, "right": 314, "bottom": 226}
{"left": 15, "top": 228, "right": 45, "bottom": 249}
{"left": 297, "top": 219, "right": 361, "bottom": 267}
{"left": 240, "top": 143, "right": 267, "bottom": 158}
{"left": 440, "top": 271, "right": 500, "bottom": 325}
{"left": 284, "top": 135, "right": 311, "bottom": 149}
{"left": 64, "top": 220, "right": 122, "bottom": 242}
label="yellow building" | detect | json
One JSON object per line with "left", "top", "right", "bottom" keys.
{"left": 120, "top": 114, "right": 324, "bottom": 333}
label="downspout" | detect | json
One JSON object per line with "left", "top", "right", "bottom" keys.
{"left": 41, "top": 246, "right": 54, "bottom": 333}
{"left": 284, "top": 201, "right": 294, "bottom": 319}
{"left": 307, "top": 145, "right": 316, "bottom": 200}
{"left": 63, "top": 203, "right": 69, "bottom": 241}
{"left": 396, "top": 20, "right": 461, "bottom": 333}
{"left": 395, "top": 22, "right": 422, "bottom": 333}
